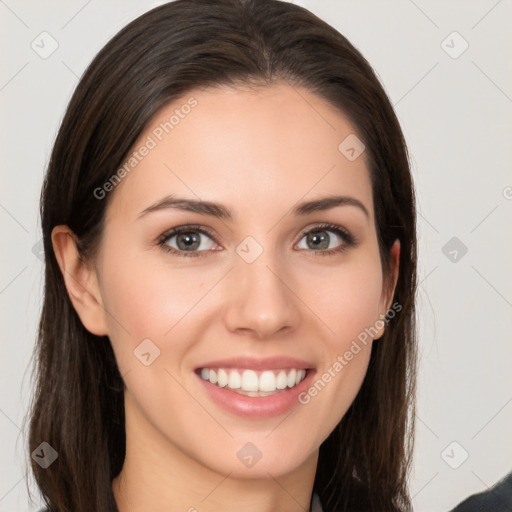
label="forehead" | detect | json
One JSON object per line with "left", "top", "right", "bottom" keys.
{"left": 105, "top": 82, "right": 373, "bottom": 224}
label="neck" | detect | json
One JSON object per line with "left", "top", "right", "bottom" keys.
{"left": 113, "top": 391, "right": 318, "bottom": 512}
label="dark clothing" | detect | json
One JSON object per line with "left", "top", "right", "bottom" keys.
{"left": 450, "top": 472, "right": 512, "bottom": 512}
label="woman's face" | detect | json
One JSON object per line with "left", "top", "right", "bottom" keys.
{"left": 90, "top": 82, "right": 398, "bottom": 479}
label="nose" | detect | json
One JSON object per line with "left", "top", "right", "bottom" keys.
{"left": 223, "top": 248, "right": 301, "bottom": 339}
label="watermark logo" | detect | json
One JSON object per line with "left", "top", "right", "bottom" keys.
{"left": 133, "top": 338, "right": 161, "bottom": 366}
{"left": 32, "top": 442, "right": 58, "bottom": 469}
{"left": 442, "top": 236, "right": 468, "bottom": 263}
{"left": 236, "top": 442, "right": 262, "bottom": 468}
{"left": 31, "top": 31, "right": 59, "bottom": 59}
{"left": 338, "top": 134, "right": 365, "bottom": 161}
{"left": 441, "top": 31, "right": 469, "bottom": 60}
{"left": 441, "top": 441, "right": 469, "bottom": 469}
{"left": 32, "top": 238, "right": 45, "bottom": 262}
{"left": 236, "top": 236, "right": 264, "bottom": 264}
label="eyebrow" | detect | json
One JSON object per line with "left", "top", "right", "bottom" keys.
{"left": 137, "top": 194, "right": 369, "bottom": 220}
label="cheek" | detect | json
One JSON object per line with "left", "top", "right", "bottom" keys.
{"left": 299, "top": 254, "right": 384, "bottom": 348}
{"left": 100, "top": 248, "right": 211, "bottom": 335}
{"left": 294, "top": 254, "right": 382, "bottom": 429}
{"left": 98, "top": 253, "right": 212, "bottom": 434}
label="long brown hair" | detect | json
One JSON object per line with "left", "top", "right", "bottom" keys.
{"left": 27, "top": 1, "right": 417, "bottom": 510}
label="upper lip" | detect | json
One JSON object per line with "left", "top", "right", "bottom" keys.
{"left": 195, "top": 356, "right": 315, "bottom": 371}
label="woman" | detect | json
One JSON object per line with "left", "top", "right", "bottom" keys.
{"left": 27, "top": 0, "right": 417, "bottom": 510}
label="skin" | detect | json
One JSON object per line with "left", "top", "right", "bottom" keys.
{"left": 52, "top": 82, "right": 399, "bottom": 512}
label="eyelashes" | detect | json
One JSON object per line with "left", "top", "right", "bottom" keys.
{"left": 157, "top": 222, "right": 358, "bottom": 258}
{"left": 157, "top": 225, "right": 219, "bottom": 258}
{"left": 295, "top": 223, "right": 357, "bottom": 256}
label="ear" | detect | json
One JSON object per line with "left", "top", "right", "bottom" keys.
{"left": 374, "top": 238, "right": 400, "bottom": 339}
{"left": 51, "top": 225, "right": 109, "bottom": 336}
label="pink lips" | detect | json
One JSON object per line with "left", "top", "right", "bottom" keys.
{"left": 194, "top": 355, "right": 316, "bottom": 418}
{"left": 195, "top": 355, "right": 314, "bottom": 371}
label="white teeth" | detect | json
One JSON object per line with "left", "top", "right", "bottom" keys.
{"left": 199, "top": 367, "right": 307, "bottom": 394}
{"left": 241, "top": 370, "right": 259, "bottom": 391}
{"left": 259, "top": 371, "right": 276, "bottom": 392}
{"left": 217, "top": 368, "right": 228, "bottom": 387}
{"left": 228, "top": 370, "right": 241, "bottom": 390}
{"left": 287, "top": 369, "right": 297, "bottom": 388}
{"left": 276, "top": 370, "right": 288, "bottom": 389}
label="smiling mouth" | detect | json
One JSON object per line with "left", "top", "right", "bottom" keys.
{"left": 195, "top": 367, "right": 309, "bottom": 397}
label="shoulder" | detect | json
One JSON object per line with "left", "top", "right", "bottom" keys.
{"left": 450, "top": 471, "right": 512, "bottom": 512}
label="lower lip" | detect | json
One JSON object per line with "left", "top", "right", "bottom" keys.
{"left": 194, "top": 369, "right": 316, "bottom": 418}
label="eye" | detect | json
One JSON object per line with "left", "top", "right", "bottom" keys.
{"left": 157, "top": 222, "right": 357, "bottom": 258}
{"left": 295, "top": 223, "right": 357, "bottom": 256}
{"left": 157, "top": 225, "right": 219, "bottom": 257}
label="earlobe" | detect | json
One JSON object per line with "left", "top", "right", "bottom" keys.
{"left": 375, "top": 238, "right": 401, "bottom": 339}
{"left": 387, "top": 238, "right": 401, "bottom": 310}
{"left": 51, "top": 225, "right": 109, "bottom": 336}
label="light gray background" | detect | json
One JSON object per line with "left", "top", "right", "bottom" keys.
{"left": 1, "top": 1, "right": 511, "bottom": 511}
